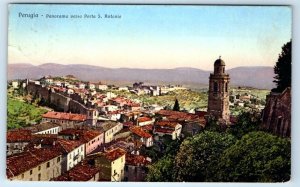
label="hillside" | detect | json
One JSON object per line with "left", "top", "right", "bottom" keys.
{"left": 8, "top": 63, "right": 275, "bottom": 89}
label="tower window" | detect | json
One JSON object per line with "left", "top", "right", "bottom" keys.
{"left": 213, "top": 82, "right": 218, "bottom": 93}
{"left": 223, "top": 68, "right": 225, "bottom": 73}
{"left": 225, "top": 83, "right": 228, "bottom": 92}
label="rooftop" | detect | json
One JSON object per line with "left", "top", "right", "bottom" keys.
{"left": 57, "top": 139, "right": 83, "bottom": 153}
{"left": 130, "top": 126, "right": 152, "bottom": 138}
{"left": 24, "top": 122, "right": 61, "bottom": 133}
{"left": 100, "top": 121, "right": 120, "bottom": 131}
{"left": 155, "top": 120, "right": 179, "bottom": 128}
{"left": 137, "top": 117, "right": 153, "bottom": 123}
{"left": 157, "top": 110, "right": 201, "bottom": 122}
{"left": 58, "top": 129, "right": 102, "bottom": 143}
{"left": 7, "top": 148, "right": 62, "bottom": 178}
{"left": 7, "top": 129, "right": 32, "bottom": 143}
{"left": 52, "top": 161, "right": 99, "bottom": 181}
{"left": 42, "top": 112, "right": 87, "bottom": 121}
{"left": 102, "top": 148, "right": 126, "bottom": 161}
{"left": 126, "top": 154, "right": 151, "bottom": 166}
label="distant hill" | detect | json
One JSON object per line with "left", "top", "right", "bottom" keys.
{"left": 8, "top": 63, "right": 275, "bottom": 89}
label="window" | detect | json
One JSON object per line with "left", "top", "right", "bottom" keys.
{"left": 38, "top": 173, "right": 41, "bottom": 181}
{"left": 57, "top": 157, "right": 60, "bottom": 163}
{"left": 225, "top": 82, "right": 228, "bottom": 92}
{"left": 30, "top": 170, "right": 33, "bottom": 175}
{"left": 47, "top": 162, "right": 50, "bottom": 168}
{"left": 38, "top": 166, "right": 41, "bottom": 170}
{"left": 213, "top": 82, "right": 218, "bottom": 93}
{"left": 21, "top": 174, "right": 24, "bottom": 179}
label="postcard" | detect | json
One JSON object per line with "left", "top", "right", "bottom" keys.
{"left": 7, "top": 4, "right": 291, "bottom": 182}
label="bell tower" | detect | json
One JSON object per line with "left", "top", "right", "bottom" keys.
{"left": 207, "top": 57, "right": 230, "bottom": 123}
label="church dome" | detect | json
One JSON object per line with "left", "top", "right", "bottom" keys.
{"left": 214, "top": 58, "right": 225, "bottom": 66}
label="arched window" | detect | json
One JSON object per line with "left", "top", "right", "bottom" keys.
{"left": 213, "top": 82, "right": 218, "bottom": 93}
{"left": 223, "top": 67, "right": 225, "bottom": 73}
{"left": 225, "top": 82, "right": 228, "bottom": 92}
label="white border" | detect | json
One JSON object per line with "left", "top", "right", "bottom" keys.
{"left": 1, "top": 1, "right": 299, "bottom": 187}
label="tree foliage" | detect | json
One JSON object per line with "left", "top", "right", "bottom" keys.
{"left": 173, "top": 98, "right": 180, "bottom": 111}
{"left": 7, "top": 98, "right": 47, "bottom": 129}
{"left": 272, "top": 40, "right": 291, "bottom": 93}
{"left": 215, "top": 131, "right": 291, "bottom": 182}
{"left": 173, "top": 131, "right": 236, "bottom": 182}
{"left": 226, "top": 110, "right": 261, "bottom": 138}
{"left": 146, "top": 156, "right": 175, "bottom": 182}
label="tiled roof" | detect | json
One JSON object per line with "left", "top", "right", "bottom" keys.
{"left": 100, "top": 121, "right": 120, "bottom": 131}
{"left": 126, "top": 154, "right": 150, "bottom": 166}
{"left": 56, "top": 139, "right": 83, "bottom": 153}
{"left": 141, "top": 124, "right": 153, "bottom": 131}
{"left": 154, "top": 128, "right": 174, "bottom": 134}
{"left": 155, "top": 121, "right": 179, "bottom": 128}
{"left": 52, "top": 161, "right": 99, "bottom": 181}
{"left": 103, "top": 148, "right": 126, "bottom": 161}
{"left": 42, "top": 112, "right": 87, "bottom": 121}
{"left": 58, "top": 129, "right": 102, "bottom": 143}
{"left": 157, "top": 110, "right": 200, "bottom": 121}
{"left": 123, "top": 121, "right": 134, "bottom": 127}
{"left": 6, "top": 148, "right": 62, "bottom": 178}
{"left": 130, "top": 126, "right": 152, "bottom": 138}
{"left": 7, "top": 129, "right": 32, "bottom": 143}
{"left": 24, "top": 122, "right": 61, "bottom": 133}
{"left": 137, "top": 117, "right": 152, "bottom": 123}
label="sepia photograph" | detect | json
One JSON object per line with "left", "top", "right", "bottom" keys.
{"left": 7, "top": 4, "right": 291, "bottom": 182}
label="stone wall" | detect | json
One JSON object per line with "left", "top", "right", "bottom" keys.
{"left": 26, "top": 83, "right": 89, "bottom": 116}
{"left": 261, "top": 87, "right": 291, "bottom": 137}
{"left": 50, "top": 92, "right": 71, "bottom": 112}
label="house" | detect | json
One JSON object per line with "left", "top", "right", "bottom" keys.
{"left": 67, "top": 89, "right": 74, "bottom": 95}
{"left": 124, "top": 154, "right": 151, "bottom": 181}
{"left": 11, "top": 80, "right": 19, "bottom": 89}
{"left": 7, "top": 129, "right": 32, "bottom": 156}
{"left": 56, "top": 139, "right": 85, "bottom": 173}
{"left": 93, "top": 148, "right": 126, "bottom": 181}
{"left": 58, "top": 129, "right": 104, "bottom": 155}
{"left": 107, "top": 111, "right": 122, "bottom": 121}
{"left": 98, "top": 84, "right": 108, "bottom": 90}
{"left": 78, "top": 83, "right": 86, "bottom": 89}
{"left": 7, "top": 148, "right": 62, "bottom": 181}
{"left": 24, "top": 122, "right": 62, "bottom": 135}
{"left": 88, "top": 82, "right": 96, "bottom": 90}
{"left": 52, "top": 160, "right": 100, "bottom": 181}
{"left": 137, "top": 116, "right": 154, "bottom": 126}
{"left": 98, "top": 121, "right": 123, "bottom": 143}
{"left": 124, "top": 103, "right": 141, "bottom": 111}
{"left": 118, "top": 86, "right": 129, "bottom": 91}
{"left": 42, "top": 112, "right": 87, "bottom": 129}
{"left": 153, "top": 121, "right": 182, "bottom": 140}
{"left": 129, "top": 126, "right": 153, "bottom": 147}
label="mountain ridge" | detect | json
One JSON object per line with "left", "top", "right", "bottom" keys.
{"left": 8, "top": 63, "right": 275, "bottom": 89}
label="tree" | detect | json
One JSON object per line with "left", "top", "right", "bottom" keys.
{"left": 215, "top": 131, "right": 291, "bottom": 182}
{"left": 173, "top": 131, "right": 236, "bottom": 182}
{"left": 226, "top": 110, "right": 261, "bottom": 138}
{"left": 173, "top": 98, "right": 180, "bottom": 111}
{"left": 272, "top": 40, "right": 291, "bottom": 93}
{"left": 146, "top": 156, "right": 175, "bottom": 182}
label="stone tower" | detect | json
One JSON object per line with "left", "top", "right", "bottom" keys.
{"left": 86, "top": 108, "right": 98, "bottom": 126}
{"left": 207, "top": 57, "right": 230, "bottom": 123}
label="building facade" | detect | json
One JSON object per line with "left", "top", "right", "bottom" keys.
{"left": 207, "top": 57, "right": 230, "bottom": 123}
{"left": 261, "top": 87, "right": 291, "bottom": 137}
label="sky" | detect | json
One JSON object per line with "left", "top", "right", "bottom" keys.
{"left": 8, "top": 4, "right": 292, "bottom": 70}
